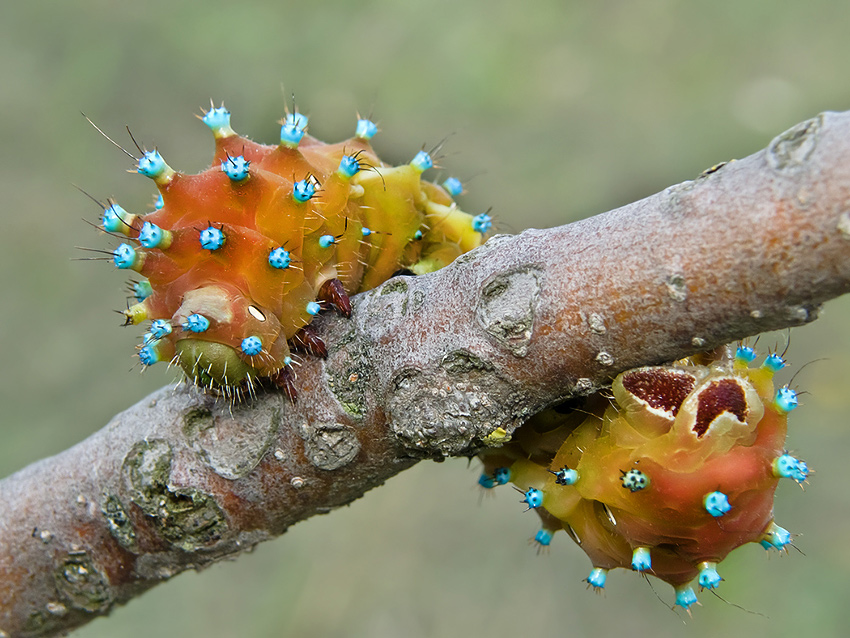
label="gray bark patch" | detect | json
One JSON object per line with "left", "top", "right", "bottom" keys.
{"left": 574, "top": 378, "right": 596, "bottom": 395}
{"left": 101, "top": 493, "right": 138, "bottom": 553}
{"left": 587, "top": 312, "right": 607, "bottom": 334}
{"left": 53, "top": 550, "right": 112, "bottom": 614}
{"left": 387, "top": 358, "right": 516, "bottom": 457}
{"left": 411, "top": 290, "right": 426, "bottom": 311}
{"left": 475, "top": 267, "right": 542, "bottom": 357}
{"left": 596, "top": 351, "right": 614, "bottom": 366}
{"left": 182, "top": 400, "right": 282, "bottom": 480}
{"left": 122, "top": 439, "right": 227, "bottom": 552}
{"left": 325, "top": 332, "right": 373, "bottom": 418}
{"left": 368, "top": 277, "right": 411, "bottom": 317}
{"left": 767, "top": 114, "right": 822, "bottom": 170}
{"left": 785, "top": 304, "right": 819, "bottom": 324}
{"left": 380, "top": 278, "right": 409, "bottom": 295}
{"left": 122, "top": 439, "right": 173, "bottom": 500}
{"left": 441, "top": 350, "right": 495, "bottom": 375}
{"left": 665, "top": 273, "right": 688, "bottom": 302}
{"left": 299, "top": 421, "right": 361, "bottom": 470}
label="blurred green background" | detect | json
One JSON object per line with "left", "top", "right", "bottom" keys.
{"left": 2, "top": 0, "right": 850, "bottom": 636}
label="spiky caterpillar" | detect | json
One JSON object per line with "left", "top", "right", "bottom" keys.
{"left": 478, "top": 346, "right": 807, "bottom": 611}
{"left": 99, "top": 106, "right": 490, "bottom": 398}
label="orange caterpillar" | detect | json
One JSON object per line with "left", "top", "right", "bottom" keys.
{"left": 479, "top": 346, "right": 807, "bottom": 610}
{"left": 98, "top": 106, "right": 489, "bottom": 399}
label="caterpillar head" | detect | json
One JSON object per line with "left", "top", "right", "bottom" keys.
{"left": 175, "top": 340, "right": 258, "bottom": 389}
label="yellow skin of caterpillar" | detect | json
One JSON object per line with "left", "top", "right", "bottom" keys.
{"left": 480, "top": 360, "right": 788, "bottom": 587}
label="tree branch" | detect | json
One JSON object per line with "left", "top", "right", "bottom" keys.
{"left": 2, "top": 110, "right": 850, "bottom": 636}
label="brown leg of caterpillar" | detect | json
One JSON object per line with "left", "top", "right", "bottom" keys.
{"left": 290, "top": 324, "right": 328, "bottom": 358}
{"left": 270, "top": 367, "right": 298, "bottom": 403}
{"left": 318, "top": 278, "right": 352, "bottom": 317}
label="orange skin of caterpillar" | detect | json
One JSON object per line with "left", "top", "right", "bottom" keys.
{"left": 124, "top": 125, "right": 483, "bottom": 382}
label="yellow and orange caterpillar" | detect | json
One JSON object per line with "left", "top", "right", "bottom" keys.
{"left": 478, "top": 346, "right": 807, "bottom": 611}
{"left": 97, "top": 106, "right": 489, "bottom": 399}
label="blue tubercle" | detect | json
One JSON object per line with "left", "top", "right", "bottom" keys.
{"left": 138, "top": 222, "right": 166, "bottom": 249}
{"left": 621, "top": 468, "right": 650, "bottom": 492}
{"left": 631, "top": 546, "right": 651, "bottom": 572}
{"left": 355, "top": 118, "right": 378, "bottom": 140}
{"left": 586, "top": 567, "right": 608, "bottom": 589}
{"left": 318, "top": 234, "right": 336, "bottom": 248}
{"left": 697, "top": 562, "right": 722, "bottom": 590}
{"left": 472, "top": 213, "right": 493, "bottom": 234}
{"left": 283, "top": 356, "right": 293, "bottom": 367}
{"left": 410, "top": 150, "right": 433, "bottom": 173}
{"left": 202, "top": 106, "right": 232, "bottom": 134}
{"left": 773, "top": 453, "right": 809, "bottom": 482}
{"left": 551, "top": 466, "right": 579, "bottom": 486}
{"left": 133, "top": 280, "right": 153, "bottom": 302}
{"left": 138, "top": 344, "right": 160, "bottom": 366}
{"left": 735, "top": 345, "right": 757, "bottom": 365}
{"left": 759, "top": 523, "right": 792, "bottom": 550}
{"left": 268, "top": 247, "right": 292, "bottom": 269}
{"left": 280, "top": 113, "right": 307, "bottom": 148}
{"left": 521, "top": 487, "right": 543, "bottom": 510}
{"left": 113, "top": 243, "right": 138, "bottom": 269}
{"left": 306, "top": 301, "right": 321, "bottom": 316}
{"left": 102, "top": 203, "right": 133, "bottom": 233}
{"left": 338, "top": 154, "right": 360, "bottom": 178}
{"left": 493, "top": 467, "right": 511, "bottom": 485}
{"left": 442, "top": 177, "right": 463, "bottom": 197}
{"left": 674, "top": 585, "right": 698, "bottom": 611}
{"left": 293, "top": 179, "right": 316, "bottom": 202}
{"left": 478, "top": 473, "right": 496, "bottom": 489}
{"left": 221, "top": 155, "right": 250, "bottom": 181}
{"left": 183, "top": 314, "right": 210, "bottom": 333}
{"left": 199, "top": 226, "right": 226, "bottom": 251}
{"left": 775, "top": 387, "right": 798, "bottom": 413}
{"left": 763, "top": 353, "right": 786, "bottom": 372}
{"left": 361, "top": 227, "right": 372, "bottom": 237}
{"left": 149, "top": 319, "right": 172, "bottom": 340}
{"left": 534, "top": 529, "right": 553, "bottom": 547}
{"left": 154, "top": 194, "right": 164, "bottom": 210}
{"left": 137, "top": 150, "right": 169, "bottom": 180}
{"left": 413, "top": 229, "right": 423, "bottom": 240}
{"left": 241, "top": 336, "right": 263, "bottom": 356}
{"left": 703, "top": 491, "right": 731, "bottom": 517}
{"left": 280, "top": 124, "right": 305, "bottom": 147}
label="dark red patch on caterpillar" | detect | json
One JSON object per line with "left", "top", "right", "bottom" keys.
{"left": 621, "top": 367, "right": 696, "bottom": 416}
{"left": 693, "top": 378, "right": 748, "bottom": 437}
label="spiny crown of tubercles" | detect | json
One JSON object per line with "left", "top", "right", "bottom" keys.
{"left": 95, "top": 104, "right": 492, "bottom": 400}
{"left": 478, "top": 346, "right": 808, "bottom": 613}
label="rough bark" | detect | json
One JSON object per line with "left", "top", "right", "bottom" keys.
{"left": 2, "top": 110, "right": 850, "bottom": 636}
